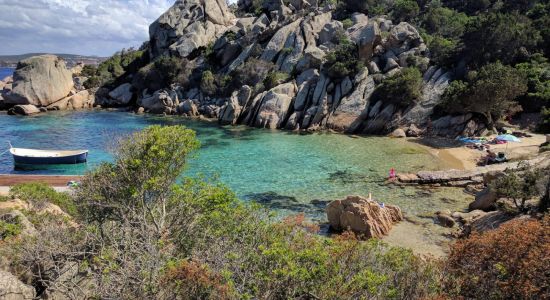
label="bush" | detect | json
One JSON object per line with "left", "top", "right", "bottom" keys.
{"left": 515, "top": 54, "right": 550, "bottom": 112}
{"left": 428, "top": 36, "right": 459, "bottom": 67}
{"left": 232, "top": 58, "right": 274, "bottom": 90}
{"left": 372, "top": 67, "right": 423, "bottom": 107}
{"left": 323, "top": 39, "right": 363, "bottom": 79}
{"left": 82, "top": 49, "right": 149, "bottom": 89}
{"left": 491, "top": 163, "right": 543, "bottom": 212}
{"left": 539, "top": 107, "right": 550, "bottom": 133}
{"left": 392, "top": 0, "right": 420, "bottom": 22}
{"left": 441, "top": 62, "right": 528, "bottom": 126}
{"left": 0, "top": 218, "right": 22, "bottom": 240}
{"left": 200, "top": 70, "right": 217, "bottom": 96}
{"left": 263, "top": 71, "right": 289, "bottom": 89}
{"left": 445, "top": 217, "right": 550, "bottom": 299}
{"left": 462, "top": 13, "right": 541, "bottom": 67}
{"left": 10, "top": 183, "right": 77, "bottom": 217}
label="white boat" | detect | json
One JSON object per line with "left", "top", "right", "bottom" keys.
{"left": 8, "top": 142, "right": 88, "bottom": 165}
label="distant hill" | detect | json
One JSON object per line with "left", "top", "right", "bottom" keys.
{"left": 0, "top": 53, "right": 107, "bottom": 68}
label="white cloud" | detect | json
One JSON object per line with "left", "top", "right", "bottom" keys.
{"left": 0, "top": 0, "right": 174, "bottom": 56}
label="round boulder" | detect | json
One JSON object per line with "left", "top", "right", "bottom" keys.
{"left": 5, "top": 55, "right": 74, "bottom": 106}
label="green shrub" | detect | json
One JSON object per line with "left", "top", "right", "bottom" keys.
{"left": 10, "top": 183, "right": 77, "bottom": 217}
{"left": 441, "top": 62, "right": 528, "bottom": 126}
{"left": 323, "top": 39, "right": 363, "bottom": 79}
{"left": 232, "top": 58, "right": 275, "bottom": 90}
{"left": 342, "top": 18, "right": 353, "bottom": 29}
{"left": 0, "top": 219, "right": 22, "bottom": 240}
{"left": 539, "top": 107, "right": 550, "bottom": 133}
{"left": 392, "top": 0, "right": 420, "bottom": 22}
{"left": 263, "top": 71, "right": 289, "bottom": 89}
{"left": 83, "top": 49, "right": 149, "bottom": 89}
{"left": 372, "top": 67, "right": 423, "bottom": 107}
{"left": 515, "top": 54, "right": 550, "bottom": 113}
{"left": 462, "top": 13, "right": 541, "bottom": 67}
{"left": 200, "top": 70, "right": 217, "bottom": 96}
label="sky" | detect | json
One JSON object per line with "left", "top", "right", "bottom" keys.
{"left": 0, "top": 0, "right": 175, "bottom": 57}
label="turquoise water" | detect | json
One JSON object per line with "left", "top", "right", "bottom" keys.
{"left": 0, "top": 67, "right": 14, "bottom": 80}
{"left": 0, "top": 111, "right": 470, "bottom": 219}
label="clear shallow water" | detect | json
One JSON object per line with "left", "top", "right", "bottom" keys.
{"left": 0, "top": 111, "right": 470, "bottom": 220}
{"left": 0, "top": 67, "right": 14, "bottom": 80}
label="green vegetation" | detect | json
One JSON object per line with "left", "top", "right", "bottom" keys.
{"left": 372, "top": 67, "right": 423, "bottom": 107}
{"left": 323, "top": 38, "right": 363, "bottom": 79}
{"left": 263, "top": 71, "right": 290, "bottom": 89}
{"left": 392, "top": 0, "right": 419, "bottom": 22}
{"left": 441, "top": 62, "right": 528, "bottom": 127}
{"left": 10, "top": 182, "right": 77, "bottom": 217}
{"left": 0, "top": 218, "right": 22, "bottom": 240}
{"left": 539, "top": 107, "right": 550, "bottom": 133}
{"left": 83, "top": 49, "right": 148, "bottom": 89}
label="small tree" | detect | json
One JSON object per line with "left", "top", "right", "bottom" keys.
{"left": 492, "top": 164, "right": 542, "bottom": 212}
{"left": 441, "top": 62, "right": 528, "bottom": 127}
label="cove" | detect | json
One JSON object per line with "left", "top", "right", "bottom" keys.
{"left": 0, "top": 111, "right": 470, "bottom": 222}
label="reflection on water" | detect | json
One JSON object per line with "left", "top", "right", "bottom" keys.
{"left": 0, "top": 111, "right": 472, "bottom": 223}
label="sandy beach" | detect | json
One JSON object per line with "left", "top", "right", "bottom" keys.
{"left": 416, "top": 133, "right": 548, "bottom": 170}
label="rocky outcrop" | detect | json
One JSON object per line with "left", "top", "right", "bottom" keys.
{"left": 326, "top": 195, "right": 403, "bottom": 238}
{"left": 0, "top": 270, "right": 36, "bottom": 300}
{"left": 8, "top": 104, "right": 41, "bottom": 116}
{"left": 149, "top": 0, "right": 235, "bottom": 58}
{"left": 108, "top": 83, "right": 134, "bottom": 105}
{"left": 4, "top": 55, "right": 74, "bottom": 106}
{"left": 469, "top": 187, "right": 498, "bottom": 211}
{"left": 251, "top": 82, "right": 297, "bottom": 129}
{"left": 139, "top": 90, "right": 178, "bottom": 114}
{"left": 47, "top": 90, "right": 94, "bottom": 111}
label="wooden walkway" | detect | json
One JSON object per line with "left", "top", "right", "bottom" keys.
{"left": 0, "top": 175, "right": 83, "bottom": 187}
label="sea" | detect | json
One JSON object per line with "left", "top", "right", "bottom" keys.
{"left": 0, "top": 110, "right": 471, "bottom": 221}
{"left": 0, "top": 67, "right": 14, "bottom": 81}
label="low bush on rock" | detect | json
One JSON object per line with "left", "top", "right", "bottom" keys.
{"left": 445, "top": 217, "right": 550, "bottom": 299}
{"left": 323, "top": 39, "right": 363, "bottom": 79}
{"left": 10, "top": 182, "right": 77, "bottom": 217}
{"left": 372, "top": 67, "right": 423, "bottom": 107}
{"left": 84, "top": 49, "right": 148, "bottom": 89}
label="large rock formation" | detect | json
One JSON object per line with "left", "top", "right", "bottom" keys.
{"left": 149, "top": 0, "right": 235, "bottom": 58}
{"left": 5, "top": 55, "right": 74, "bottom": 106}
{"left": 326, "top": 195, "right": 403, "bottom": 238}
{"left": 85, "top": 1, "right": 492, "bottom": 138}
{"left": 0, "top": 270, "right": 36, "bottom": 300}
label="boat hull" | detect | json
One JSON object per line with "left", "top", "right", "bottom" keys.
{"left": 12, "top": 152, "right": 88, "bottom": 165}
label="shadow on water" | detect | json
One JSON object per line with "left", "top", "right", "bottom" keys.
{"left": 13, "top": 163, "right": 88, "bottom": 175}
{"left": 327, "top": 168, "right": 386, "bottom": 184}
{"left": 244, "top": 191, "right": 332, "bottom": 217}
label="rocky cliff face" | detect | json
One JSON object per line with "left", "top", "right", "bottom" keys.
{"left": 110, "top": 1, "right": 486, "bottom": 137}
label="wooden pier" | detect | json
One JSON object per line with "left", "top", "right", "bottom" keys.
{"left": 0, "top": 175, "right": 83, "bottom": 187}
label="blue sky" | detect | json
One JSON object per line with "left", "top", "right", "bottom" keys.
{"left": 0, "top": 0, "right": 174, "bottom": 57}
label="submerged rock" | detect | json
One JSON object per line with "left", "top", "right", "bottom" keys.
{"left": 326, "top": 195, "right": 403, "bottom": 238}
{"left": 8, "top": 104, "right": 41, "bottom": 116}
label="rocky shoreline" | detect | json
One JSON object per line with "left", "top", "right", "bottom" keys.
{"left": 0, "top": 0, "right": 496, "bottom": 139}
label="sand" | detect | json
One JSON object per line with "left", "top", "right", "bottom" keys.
{"left": 415, "top": 133, "right": 547, "bottom": 171}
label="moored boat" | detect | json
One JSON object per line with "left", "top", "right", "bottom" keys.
{"left": 9, "top": 142, "right": 88, "bottom": 165}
